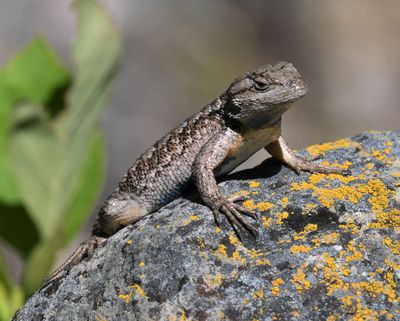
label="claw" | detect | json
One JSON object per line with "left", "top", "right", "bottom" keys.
{"left": 212, "top": 196, "right": 258, "bottom": 237}
{"left": 212, "top": 209, "right": 222, "bottom": 227}
{"left": 227, "top": 194, "right": 249, "bottom": 203}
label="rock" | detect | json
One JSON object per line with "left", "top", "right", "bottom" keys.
{"left": 13, "top": 131, "right": 400, "bottom": 321}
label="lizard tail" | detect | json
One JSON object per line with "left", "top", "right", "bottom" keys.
{"left": 41, "top": 235, "right": 106, "bottom": 288}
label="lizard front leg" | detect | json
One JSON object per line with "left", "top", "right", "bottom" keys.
{"left": 265, "top": 136, "right": 349, "bottom": 175}
{"left": 192, "top": 128, "right": 257, "bottom": 235}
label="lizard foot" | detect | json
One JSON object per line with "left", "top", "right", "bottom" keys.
{"left": 211, "top": 196, "right": 258, "bottom": 237}
{"left": 288, "top": 156, "right": 351, "bottom": 176}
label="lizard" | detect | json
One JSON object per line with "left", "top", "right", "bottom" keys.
{"left": 44, "top": 61, "right": 348, "bottom": 286}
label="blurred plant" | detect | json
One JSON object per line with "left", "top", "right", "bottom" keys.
{"left": 0, "top": 0, "right": 121, "bottom": 319}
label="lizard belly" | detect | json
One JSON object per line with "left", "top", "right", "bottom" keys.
{"left": 215, "top": 126, "right": 280, "bottom": 177}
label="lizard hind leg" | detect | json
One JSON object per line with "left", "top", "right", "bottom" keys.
{"left": 42, "top": 235, "right": 106, "bottom": 287}
{"left": 98, "top": 193, "right": 149, "bottom": 236}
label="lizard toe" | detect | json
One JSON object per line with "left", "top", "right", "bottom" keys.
{"left": 220, "top": 201, "right": 258, "bottom": 236}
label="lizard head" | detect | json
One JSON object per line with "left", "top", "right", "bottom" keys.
{"left": 224, "top": 61, "right": 308, "bottom": 126}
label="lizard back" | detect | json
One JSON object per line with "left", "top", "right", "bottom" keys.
{"left": 117, "top": 100, "right": 224, "bottom": 212}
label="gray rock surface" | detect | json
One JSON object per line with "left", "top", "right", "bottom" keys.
{"left": 13, "top": 131, "right": 400, "bottom": 321}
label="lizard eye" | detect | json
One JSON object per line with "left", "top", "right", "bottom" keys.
{"left": 254, "top": 79, "right": 269, "bottom": 91}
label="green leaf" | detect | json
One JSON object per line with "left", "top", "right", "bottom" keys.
{"left": 9, "top": 119, "right": 62, "bottom": 238}
{"left": 2, "top": 37, "right": 69, "bottom": 104}
{"left": 0, "top": 203, "right": 39, "bottom": 258}
{"left": 22, "top": 238, "right": 61, "bottom": 295}
{"left": 62, "top": 132, "right": 105, "bottom": 242}
{"left": 0, "top": 250, "right": 11, "bottom": 292}
{"left": 8, "top": 0, "right": 121, "bottom": 292}
{"left": 0, "top": 252, "right": 24, "bottom": 321}
{"left": 0, "top": 38, "right": 69, "bottom": 204}
{"left": 9, "top": 0, "right": 121, "bottom": 242}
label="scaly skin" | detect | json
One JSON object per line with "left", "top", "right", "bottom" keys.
{"left": 44, "top": 61, "right": 348, "bottom": 286}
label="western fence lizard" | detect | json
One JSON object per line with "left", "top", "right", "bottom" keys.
{"left": 44, "top": 61, "right": 347, "bottom": 285}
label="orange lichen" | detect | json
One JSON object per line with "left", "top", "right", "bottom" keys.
{"left": 130, "top": 284, "right": 148, "bottom": 298}
{"left": 243, "top": 199, "right": 274, "bottom": 212}
{"left": 276, "top": 211, "right": 289, "bottom": 224}
{"left": 321, "top": 232, "right": 340, "bottom": 244}
{"left": 242, "top": 199, "right": 256, "bottom": 211}
{"left": 365, "top": 163, "right": 375, "bottom": 170}
{"left": 255, "top": 258, "right": 271, "bottom": 266}
{"left": 257, "top": 202, "right": 274, "bottom": 211}
{"left": 181, "top": 214, "right": 201, "bottom": 226}
{"left": 249, "top": 180, "right": 260, "bottom": 188}
{"left": 339, "top": 218, "right": 360, "bottom": 234}
{"left": 118, "top": 293, "right": 131, "bottom": 303}
{"left": 290, "top": 245, "right": 313, "bottom": 254}
{"left": 215, "top": 244, "right": 228, "bottom": 257}
{"left": 271, "top": 278, "right": 284, "bottom": 296}
{"left": 231, "top": 248, "right": 247, "bottom": 264}
{"left": 321, "top": 252, "right": 347, "bottom": 296}
{"left": 292, "top": 263, "right": 311, "bottom": 293}
{"left": 293, "top": 223, "right": 318, "bottom": 241}
{"left": 383, "top": 236, "right": 400, "bottom": 255}
{"left": 262, "top": 216, "right": 272, "bottom": 229}
{"left": 306, "top": 138, "right": 358, "bottom": 157}
{"left": 118, "top": 283, "right": 148, "bottom": 303}
{"left": 252, "top": 288, "right": 264, "bottom": 299}
{"left": 281, "top": 197, "right": 289, "bottom": 208}
{"left": 345, "top": 242, "right": 364, "bottom": 262}
{"left": 229, "top": 233, "right": 240, "bottom": 245}
{"left": 205, "top": 272, "right": 223, "bottom": 288}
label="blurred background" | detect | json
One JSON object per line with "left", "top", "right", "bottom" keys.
{"left": 0, "top": 0, "right": 399, "bottom": 308}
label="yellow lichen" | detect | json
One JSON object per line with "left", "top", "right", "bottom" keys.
{"left": 261, "top": 216, "right": 272, "bottom": 229}
{"left": 276, "top": 211, "right": 289, "bottom": 224}
{"left": 181, "top": 214, "right": 201, "bottom": 226}
{"left": 205, "top": 272, "right": 223, "bottom": 288}
{"left": 271, "top": 278, "right": 284, "bottom": 296}
{"left": 339, "top": 218, "right": 360, "bottom": 234}
{"left": 215, "top": 244, "right": 227, "bottom": 257}
{"left": 231, "top": 248, "right": 247, "bottom": 264}
{"left": 255, "top": 258, "right": 271, "bottom": 266}
{"left": 252, "top": 288, "right": 264, "bottom": 299}
{"left": 118, "top": 283, "right": 148, "bottom": 303}
{"left": 321, "top": 252, "right": 347, "bottom": 296}
{"left": 306, "top": 138, "right": 358, "bottom": 157}
{"left": 242, "top": 199, "right": 256, "bottom": 211}
{"left": 130, "top": 284, "right": 148, "bottom": 298}
{"left": 321, "top": 232, "right": 340, "bottom": 244}
{"left": 290, "top": 245, "right": 313, "bottom": 254}
{"left": 383, "top": 236, "right": 400, "bottom": 255}
{"left": 292, "top": 263, "right": 311, "bottom": 293}
{"left": 229, "top": 233, "right": 240, "bottom": 245}
{"left": 345, "top": 242, "right": 364, "bottom": 262}
{"left": 281, "top": 197, "right": 289, "bottom": 208}
{"left": 365, "top": 163, "right": 375, "bottom": 170}
{"left": 257, "top": 202, "right": 274, "bottom": 211}
{"left": 118, "top": 293, "right": 131, "bottom": 303}
{"left": 249, "top": 180, "right": 260, "bottom": 188}
{"left": 293, "top": 223, "right": 318, "bottom": 241}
